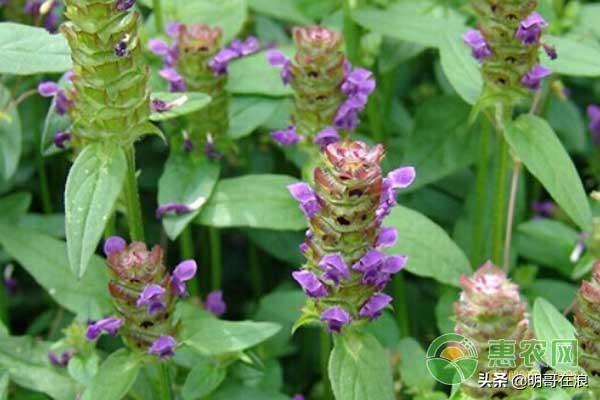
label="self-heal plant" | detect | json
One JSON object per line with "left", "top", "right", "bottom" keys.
{"left": 88, "top": 236, "right": 197, "bottom": 358}
{"left": 267, "top": 26, "right": 375, "bottom": 148}
{"left": 289, "top": 140, "right": 415, "bottom": 332}
{"left": 574, "top": 261, "right": 600, "bottom": 385}
{"left": 454, "top": 262, "right": 532, "bottom": 398}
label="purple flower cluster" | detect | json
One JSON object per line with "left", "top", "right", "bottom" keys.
{"left": 209, "top": 37, "right": 260, "bottom": 75}
{"left": 462, "top": 30, "right": 492, "bottom": 61}
{"left": 86, "top": 317, "right": 123, "bottom": 340}
{"left": 23, "top": 0, "right": 61, "bottom": 32}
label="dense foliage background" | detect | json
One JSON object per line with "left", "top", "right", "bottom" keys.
{"left": 2, "top": 0, "right": 600, "bottom": 399}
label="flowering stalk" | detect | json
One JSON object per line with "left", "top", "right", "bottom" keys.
{"left": 454, "top": 262, "right": 532, "bottom": 398}
{"left": 574, "top": 261, "right": 600, "bottom": 386}
{"left": 86, "top": 236, "right": 197, "bottom": 360}
{"left": 289, "top": 140, "right": 415, "bottom": 333}
{"left": 268, "top": 26, "right": 375, "bottom": 148}
{"left": 149, "top": 22, "right": 259, "bottom": 157}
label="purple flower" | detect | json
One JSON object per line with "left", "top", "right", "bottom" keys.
{"left": 103, "top": 236, "right": 126, "bottom": 256}
{"left": 288, "top": 182, "right": 321, "bottom": 218}
{"left": 334, "top": 96, "right": 363, "bottom": 131}
{"left": 388, "top": 167, "right": 416, "bottom": 189}
{"left": 148, "top": 39, "right": 170, "bottom": 56}
{"left": 204, "top": 134, "right": 222, "bottom": 160}
{"left": 204, "top": 290, "right": 227, "bottom": 316}
{"left": 532, "top": 200, "right": 555, "bottom": 218}
{"left": 299, "top": 242, "right": 309, "bottom": 255}
{"left": 462, "top": 30, "right": 492, "bottom": 61}
{"left": 314, "top": 127, "right": 340, "bottom": 147}
{"left": 292, "top": 395, "right": 305, "bottom": 400}
{"left": 55, "top": 91, "right": 71, "bottom": 115}
{"left": 543, "top": 43, "right": 558, "bottom": 60}
{"left": 23, "top": 0, "right": 41, "bottom": 17}
{"left": 136, "top": 284, "right": 166, "bottom": 315}
{"left": 376, "top": 227, "right": 398, "bottom": 248}
{"left": 148, "top": 335, "right": 177, "bottom": 359}
{"left": 3, "top": 265, "right": 17, "bottom": 295}
{"left": 209, "top": 48, "right": 239, "bottom": 76}
{"left": 166, "top": 21, "right": 181, "bottom": 38}
{"left": 156, "top": 203, "right": 193, "bottom": 219}
{"left": 38, "top": 81, "right": 60, "bottom": 97}
{"left": 151, "top": 99, "right": 171, "bottom": 113}
{"left": 53, "top": 131, "right": 71, "bottom": 149}
{"left": 352, "top": 249, "right": 386, "bottom": 285}
{"left": 115, "top": 0, "right": 135, "bottom": 11}
{"left": 114, "top": 41, "right": 128, "bottom": 57}
{"left": 341, "top": 67, "right": 376, "bottom": 102}
{"left": 587, "top": 105, "right": 600, "bottom": 141}
{"left": 271, "top": 125, "right": 300, "bottom": 146}
{"left": 521, "top": 64, "right": 552, "bottom": 90}
{"left": 359, "top": 293, "right": 392, "bottom": 320}
{"left": 159, "top": 67, "right": 186, "bottom": 92}
{"left": 292, "top": 270, "right": 328, "bottom": 298}
{"left": 44, "top": 8, "right": 60, "bottom": 33}
{"left": 515, "top": 12, "right": 548, "bottom": 45}
{"left": 183, "top": 138, "right": 194, "bottom": 153}
{"left": 86, "top": 317, "right": 123, "bottom": 341}
{"left": 318, "top": 253, "right": 350, "bottom": 285}
{"left": 320, "top": 306, "right": 351, "bottom": 333}
{"left": 48, "top": 350, "right": 74, "bottom": 367}
{"left": 381, "top": 255, "right": 407, "bottom": 274}
{"left": 266, "top": 49, "right": 292, "bottom": 85}
{"left": 230, "top": 37, "right": 260, "bottom": 57}
{"left": 171, "top": 260, "right": 197, "bottom": 297}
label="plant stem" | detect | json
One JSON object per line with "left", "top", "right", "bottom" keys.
{"left": 37, "top": 156, "right": 53, "bottom": 214}
{"left": 320, "top": 331, "right": 333, "bottom": 400}
{"left": 124, "top": 146, "right": 145, "bottom": 242}
{"left": 492, "top": 136, "right": 510, "bottom": 265}
{"left": 393, "top": 274, "right": 410, "bottom": 337}
{"left": 503, "top": 158, "right": 522, "bottom": 272}
{"left": 209, "top": 227, "right": 222, "bottom": 290}
{"left": 342, "top": 0, "right": 360, "bottom": 65}
{"left": 156, "top": 362, "right": 172, "bottom": 400}
{"left": 152, "top": 0, "right": 164, "bottom": 33}
{"left": 248, "top": 243, "right": 262, "bottom": 296}
{"left": 0, "top": 285, "right": 7, "bottom": 327}
{"left": 179, "top": 226, "right": 200, "bottom": 296}
{"left": 472, "top": 122, "right": 491, "bottom": 266}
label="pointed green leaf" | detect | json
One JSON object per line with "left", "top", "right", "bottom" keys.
{"left": 0, "top": 22, "right": 72, "bottom": 75}
{"left": 149, "top": 92, "right": 212, "bottom": 122}
{"left": 0, "top": 223, "right": 112, "bottom": 319}
{"left": 386, "top": 206, "right": 472, "bottom": 286}
{"left": 541, "top": 35, "right": 600, "bottom": 77}
{"left": 158, "top": 152, "right": 220, "bottom": 239}
{"left": 228, "top": 96, "right": 280, "bottom": 140}
{"left": 532, "top": 298, "right": 577, "bottom": 368}
{"left": 182, "top": 359, "right": 227, "bottom": 400}
{"left": 438, "top": 35, "right": 482, "bottom": 105}
{"left": 65, "top": 143, "right": 127, "bottom": 278}
{"left": 0, "top": 192, "right": 31, "bottom": 222}
{"left": 248, "top": 0, "right": 312, "bottom": 24}
{"left": 0, "top": 368, "right": 7, "bottom": 400}
{"left": 82, "top": 349, "right": 143, "bottom": 400}
{"left": 0, "top": 84, "right": 22, "bottom": 180}
{"left": 504, "top": 114, "right": 592, "bottom": 231}
{"left": 228, "top": 49, "right": 294, "bottom": 97}
{"left": 329, "top": 330, "right": 394, "bottom": 400}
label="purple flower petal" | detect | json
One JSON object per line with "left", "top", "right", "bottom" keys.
{"left": 292, "top": 270, "right": 328, "bottom": 298}
{"left": 3, "top": 265, "right": 17, "bottom": 295}
{"left": 166, "top": 21, "right": 181, "bottom": 38}
{"left": 103, "top": 236, "right": 126, "bottom": 256}
{"left": 318, "top": 253, "right": 350, "bottom": 284}
{"left": 543, "top": 43, "right": 557, "bottom": 60}
{"left": 53, "top": 131, "right": 72, "bottom": 149}
{"left": 381, "top": 255, "right": 407, "bottom": 274}
{"left": 387, "top": 167, "right": 416, "bottom": 189}
{"left": 521, "top": 64, "right": 552, "bottom": 90}
{"left": 136, "top": 284, "right": 166, "bottom": 315}
{"left": 204, "top": 290, "right": 227, "bottom": 316}
{"left": 462, "top": 29, "right": 492, "bottom": 61}
{"left": 515, "top": 12, "right": 548, "bottom": 45}
{"left": 287, "top": 182, "right": 321, "bottom": 218}
{"left": 266, "top": 49, "right": 288, "bottom": 67}
{"left": 588, "top": 104, "right": 600, "bottom": 139}
{"left": 359, "top": 293, "right": 392, "bottom": 320}
{"left": 271, "top": 125, "right": 300, "bottom": 146}
{"left": 38, "top": 81, "right": 60, "bottom": 97}
{"left": 48, "top": 350, "right": 74, "bottom": 367}
{"left": 320, "top": 306, "right": 351, "bottom": 332}
{"left": 172, "top": 260, "right": 197, "bottom": 297}
{"left": 156, "top": 203, "right": 193, "bottom": 219}
{"left": 376, "top": 227, "right": 398, "bottom": 248}
{"left": 86, "top": 317, "right": 123, "bottom": 340}
{"left": 148, "top": 335, "right": 177, "bottom": 359}
{"left": 148, "top": 38, "right": 170, "bottom": 56}
{"left": 115, "top": 0, "right": 135, "bottom": 11}
{"left": 314, "top": 127, "right": 340, "bottom": 147}
{"left": 55, "top": 91, "right": 71, "bottom": 115}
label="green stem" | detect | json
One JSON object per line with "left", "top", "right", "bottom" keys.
{"left": 248, "top": 243, "right": 262, "bottom": 296}
{"left": 472, "top": 122, "right": 491, "bottom": 266}
{"left": 209, "top": 227, "right": 222, "bottom": 290}
{"left": 179, "top": 226, "right": 199, "bottom": 296}
{"left": 37, "top": 156, "right": 52, "bottom": 214}
{"left": 393, "top": 273, "right": 410, "bottom": 337}
{"left": 321, "top": 331, "right": 333, "bottom": 400}
{"left": 124, "top": 146, "right": 145, "bottom": 242}
{"left": 342, "top": 0, "right": 360, "bottom": 65}
{"left": 503, "top": 159, "right": 522, "bottom": 272}
{"left": 156, "top": 362, "right": 172, "bottom": 400}
{"left": 492, "top": 136, "right": 510, "bottom": 265}
{"left": 152, "top": 0, "right": 164, "bottom": 33}
{"left": 104, "top": 212, "right": 116, "bottom": 239}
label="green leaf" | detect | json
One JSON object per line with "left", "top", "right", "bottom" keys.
{"left": 352, "top": 3, "right": 465, "bottom": 48}
{"left": 82, "top": 349, "right": 143, "bottom": 400}
{"left": 504, "top": 114, "right": 592, "bottom": 232}
{"left": 0, "top": 334, "right": 77, "bottom": 399}
{"left": 195, "top": 174, "right": 306, "bottom": 230}
{"left": 182, "top": 359, "right": 227, "bottom": 400}
{"left": 0, "top": 223, "right": 112, "bottom": 319}
{"left": 397, "top": 96, "right": 481, "bottom": 190}
{"left": 525, "top": 279, "right": 577, "bottom": 311}
{"left": 0, "top": 192, "right": 31, "bottom": 222}
{"left": 228, "top": 96, "right": 280, "bottom": 140}
{"left": 179, "top": 304, "right": 281, "bottom": 356}
{"left": 0, "top": 22, "right": 72, "bottom": 75}
{"left": 149, "top": 92, "right": 211, "bottom": 122}
{"left": 329, "top": 330, "right": 394, "bottom": 400}
{"left": 248, "top": 0, "right": 312, "bottom": 24}
{"left": 515, "top": 219, "right": 579, "bottom": 277}
{"left": 364, "top": 312, "right": 400, "bottom": 349}
{"left": 386, "top": 206, "right": 472, "bottom": 286}
{"left": 228, "top": 49, "right": 294, "bottom": 97}
{"left": 245, "top": 228, "right": 305, "bottom": 267}
{"left": 158, "top": 152, "right": 220, "bottom": 240}
{"left": 532, "top": 298, "right": 577, "bottom": 368}
{"left": 0, "top": 368, "right": 7, "bottom": 400}
{"left": 397, "top": 338, "right": 435, "bottom": 392}
{"left": 65, "top": 143, "right": 127, "bottom": 278}
{"left": 438, "top": 35, "right": 482, "bottom": 105}
{"left": 211, "top": 384, "right": 289, "bottom": 400}
{"left": 545, "top": 97, "right": 587, "bottom": 154}
{"left": 541, "top": 35, "right": 600, "bottom": 77}
{"left": 0, "top": 84, "right": 22, "bottom": 180}
{"left": 435, "top": 288, "right": 459, "bottom": 335}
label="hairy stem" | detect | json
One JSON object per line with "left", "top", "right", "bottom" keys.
{"left": 503, "top": 158, "right": 522, "bottom": 272}
{"left": 492, "top": 136, "right": 509, "bottom": 265}
{"left": 156, "top": 362, "right": 173, "bottom": 400}
{"left": 321, "top": 331, "right": 333, "bottom": 400}
{"left": 209, "top": 227, "right": 222, "bottom": 290}
{"left": 37, "top": 156, "right": 53, "bottom": 214}
{"left": 124, "top": 147, "right": 145, "bottom": 242}
{"left": 472, "top": 122, "right": 491, "bottom": 266}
